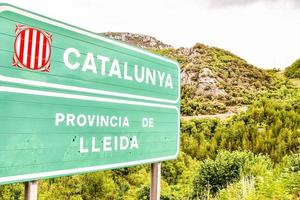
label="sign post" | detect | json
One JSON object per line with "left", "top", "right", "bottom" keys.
{"left": 0, "top": 4, "right": 180, "bottom": 199}
{"left": 24, "top": 181, "right": 38, "bottom": 200}
{"left": 150, "top": 163, "right": 161, "bottom": 200}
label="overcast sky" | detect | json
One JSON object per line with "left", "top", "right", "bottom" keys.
{"left": 4, "top": 0, "right": 300, "bottom": 69}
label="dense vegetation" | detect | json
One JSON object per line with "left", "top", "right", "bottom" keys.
{"left": 285, "top": 59, "right": 300, "bottom": 78}
{"left": 181, "top": 86, "right": 300, "bottom": 162}
{"left": 194, "top": 151, "right": 300, "bottom": 200}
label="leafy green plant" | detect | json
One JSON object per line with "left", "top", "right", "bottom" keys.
{"left": 193, "top": 151, "right": 253, "bottom": 197}
{"left": 285, "top": 59, "right": 300, "bottom": 78}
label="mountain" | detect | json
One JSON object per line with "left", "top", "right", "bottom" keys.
{"left": 103, "top": 32, "right": 288, "bottom": 116}
{"left": 102, "top": 32, "right": 172, "bottom": 50}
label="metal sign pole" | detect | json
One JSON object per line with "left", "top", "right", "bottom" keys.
{"left": 150, "top": 163, "right": 161, "bottom": 200}
{"left": 25, "top": 181, "right": 38, "bottom": 200}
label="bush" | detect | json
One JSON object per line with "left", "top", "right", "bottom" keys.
{"left": 275, "top": 154, "right": 300, "bottom": 174}
{"left": 0, "top": 183, "right": 23, "bottom": 200}
{"left": 285, "top": 59, "right": 300, "bottom": 78}
{"left": 193, "top": 151, "right": 253, "bottom": 198}
{"left": 216, "top": 177, "right": 255, "bottom": 200}
{"left": 212, "top": 153, "right": 300, "bottom": 200}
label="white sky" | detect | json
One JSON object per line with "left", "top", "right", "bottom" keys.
{"left": 4, "top": 0, "right": 300, "bottom": 69}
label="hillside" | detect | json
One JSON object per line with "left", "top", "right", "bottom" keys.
{"left": 104, "top": 32, "right": 288, "bottom": 116}
{"left": 285, "top": 58, "right": 300, "bottom": 78}
{"left": 102, "top": 32, "right": 172, "bottom": 50}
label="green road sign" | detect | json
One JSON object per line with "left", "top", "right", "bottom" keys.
{"left": 0, "top": 4, "right": 180, "bottom": 185}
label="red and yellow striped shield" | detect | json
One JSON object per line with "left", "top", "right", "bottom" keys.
{"left": 13, "top": 24, "right": 52, "bottom": 72}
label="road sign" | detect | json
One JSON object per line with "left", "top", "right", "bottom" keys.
{"left": 0, "top": 4, "right": 180, "bottom": 185}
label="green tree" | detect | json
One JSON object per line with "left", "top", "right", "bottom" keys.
{"left": 285, "top": 58, "right": 300, "bottom": 78}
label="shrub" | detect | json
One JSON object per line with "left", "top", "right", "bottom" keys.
{"left": 276, "top": 154, "right": 300, "bottom": 174}
{"left": 193, "top": 151, "right": 253, "bottom": 197}
{"left": 215, "top": 153, "right": 300, "bottom": 200}
{"left": 285, "top": 59, "right": 300, "bottom": 78}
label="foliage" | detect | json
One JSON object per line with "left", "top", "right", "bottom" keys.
{"left": 285, "top": 58, "right": 300, "bottom": 78}
{"left": 193, "top": 151, "right": 253, "bottom": 198}
{"left": 216, "top": 154, "right": 300, "bottom": 200}
{"left": 0, "top": 183, "right": 23, "bottom": 200}
{"left": 181, "top": 86, "right": 300, "bottom": 162}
